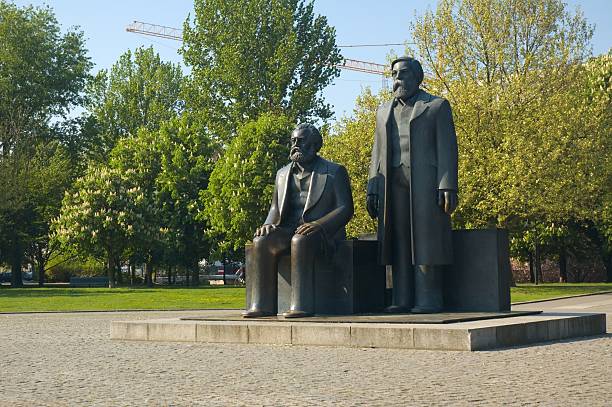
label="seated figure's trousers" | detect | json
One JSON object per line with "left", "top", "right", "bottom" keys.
{"left": 247, "top": 227, "right": 322, "bottom": 315}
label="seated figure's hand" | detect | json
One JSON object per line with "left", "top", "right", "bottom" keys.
{"left": 254, "top": 224, "right": 277, "bottom": 237}
{"left": 295, "top": 222, "right": 322, "bottom": 236}
{"left": 366, "top": 194, "right": 378, "bottom": 219}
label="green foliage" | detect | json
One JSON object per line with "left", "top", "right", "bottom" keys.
{"left": 320, "top": 89, "right": 387, "bottom": 238}
{"left": 0, "top": 1, "right": 91, "bottom": 150}
{"left": 410, "top": 0, "right": 607, "bottom": 259}
{"left": 202, "top": 112, "right": 293, "bottom": 254}
{"left": 156, "top": 114, "right": 215, "bottom": 269}
{"left": 52, "top": 164, "right": 158, "bottom": 266}
{"left": 45, "top": 255, "right": 105, "bottom": 282}
{"left": 0, "top": 2, "right": 91, "bottom": 284}
{"left": 181, "top": 0, "right": 341, "bottom": 141}
{"left": 0, "top": 142, "right": 74, "bottom": 280}
{"left": 86, "top": 46, "right": 184, "bottom": 160}
{"left": 54, "top": 114, "right": 216, "bottom": 275}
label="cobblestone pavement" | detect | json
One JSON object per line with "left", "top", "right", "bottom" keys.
{"left": 0, "top": 307, "right": 610, "bottom": 406}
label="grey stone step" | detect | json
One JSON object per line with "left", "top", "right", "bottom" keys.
{"left": 110, "top": 312, "right": 606, "bottom": 351}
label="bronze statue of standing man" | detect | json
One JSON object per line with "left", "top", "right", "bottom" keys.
{"left": 367, "top": 56, "right": 458, "bottom": 313}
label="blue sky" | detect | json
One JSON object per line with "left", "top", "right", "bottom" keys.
{"left": 13, "top": 0, "right": 612, "bottom": 122}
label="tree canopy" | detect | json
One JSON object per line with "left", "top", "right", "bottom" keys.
{"left": 202, "top": 112, "right": 292, "bottom": 254}
{"left": 181, "top": 0, "right": 341, "bottom": 142}
{"left": 410, "top": 0, "right": 605, "bottom": 247}
{"left": 86, "top": 46, "right": 184, "bottom": 160}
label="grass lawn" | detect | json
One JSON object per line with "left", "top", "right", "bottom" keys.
{"left": 511, "top": 283, "right": 612, "bottom": 303}
{"left": 1, "top": 283, "right": 611, "bottom": 312}
{"left": 0, "top": 286, "right": 246, "bottom": 312}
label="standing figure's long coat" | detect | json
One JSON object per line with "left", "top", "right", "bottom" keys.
{"left": 367, "top": 89, "right": 458, "bottom": 265}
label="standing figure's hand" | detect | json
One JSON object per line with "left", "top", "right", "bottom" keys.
{"left": 366, "top": 194, "right": 379, "bottom": 219}
{"left": 437, "top": 190, "right": 458, "bottom": 215}
{"left": 254, "top": 224, "right": 277, "bottom": 237}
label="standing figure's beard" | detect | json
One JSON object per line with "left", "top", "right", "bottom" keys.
{"left": 290, "top": 147, "right": 314, "bottom": 163}
{"left": 394, "top": 81, "right": 418, "bottom": 101}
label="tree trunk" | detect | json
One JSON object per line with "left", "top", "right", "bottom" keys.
{"left": 223, "top": 259, "right": 227, "bottom": 286}
{"left": 145, "top": 263, "right": 153, "bottom": 288}
{"left": 116, "top": 263, "right": 123, "bottom": 285}
{"left": 534, "top": 244, "right": 542, "bottom": 285}
{"left": 559, "top": 248, "right": 568, "bottom": 283}
{"left": 605, "top": 253, "right": 612, "bottom": 283}
{"left": 10, "top": 249, "right": 23, "bottom": 288}
{"left": 168, "top": 266, "right": 173, "bottom": 285}
{"left": 191, "top": 262, "right": 199, "bottom": 286}
{"left": 130, "top": 263, "right": 136, "bottom": 286}
{"left": 509, "top": 260, "right": 516, "bottom": 287}
{"left": 36, "top": 246, "right": 45, "bottom": 287}
{"left": 37, "top": 261, "right": 45, "bottom": 287}
{"left": 528, "top": 252, "right": 535, "bottom": 283}
{"left": 185, "top": 267, "right": 190, "bottom": 286}
{"left": 107, "top": 256, "right": 116, "bottom": 288}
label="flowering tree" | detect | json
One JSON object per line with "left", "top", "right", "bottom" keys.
{"left": 53, "top": 165, "right": 160, "bottom": 287}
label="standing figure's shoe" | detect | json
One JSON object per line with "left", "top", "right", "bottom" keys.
{"left": 282, "top": 310, "right": 313, "bottom": 318}
{"left": 383, "top": 305, "right": 411, "bottom": 314}
{"left": 410, "top": 306, "right": 442, "bottom": 314}
{"left": 242, "top": 309, "right": 275, "bottom": 318}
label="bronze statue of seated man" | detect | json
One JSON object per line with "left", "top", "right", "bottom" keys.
{"left": 243, "top": 123, "right": 354, "bottom": 318}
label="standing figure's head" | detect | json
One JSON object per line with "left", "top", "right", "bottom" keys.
{"left": 289, "top": 123, "right": 322, "bottom": 164}
{"left": 391, "top": 56, "right": 424, "bottom": 102}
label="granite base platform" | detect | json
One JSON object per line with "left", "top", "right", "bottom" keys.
{"left": 111, "top": 311, "right": 606, "bottom": 351}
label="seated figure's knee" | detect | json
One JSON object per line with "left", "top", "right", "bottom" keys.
{"left": 291, "top": 232, "right": 315, "bottom": 250}
{"left": 253, "top": 235, "right": 273, "bottom": 254}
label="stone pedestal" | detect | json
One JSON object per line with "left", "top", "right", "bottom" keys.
{"left": 246, "top": 240, "right": 385, "bottom": 315}
{"left": 246, "top": 228, "right": 512, "bottom": 315}
{"left": 445, "top": 229, "right": 511, "bottom": 312}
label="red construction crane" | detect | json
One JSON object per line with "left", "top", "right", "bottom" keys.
{"left": 126, "top": 21, "right": 389, "bottom": 77}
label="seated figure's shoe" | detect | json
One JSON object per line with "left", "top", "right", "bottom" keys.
{"left": 410, "top": 306, "right": 442, "bottom": 314}
{"left": 242, "top": 309, "right": 275, "bottom": 318}
{"left": 383, "top": 305, "right": 411, "bottom": 314}
{"left": 282, "top": 310, "right": 313, "bottom": 319}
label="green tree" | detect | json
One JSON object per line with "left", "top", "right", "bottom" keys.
{"left": 86, "top": 46, "right": 184, "bottom": 160}
{"left": 0, "top": 1, "right": 91, "bottom": 153}
{"left": 201, "top": 112, "right": 292, "bottom": 254}
{"left": 156, "top": 114, "right": 215, "bottom": 285}
{"left": 53, "top": 165, "right": 158, "bottom": 288}
{"left": 181, "top": 0, "right": 341, "bottom": 142}
{"left": 108, "top": 129, "right": 166, "bottom": 286}
{"left": 411, "top": 0, "right": 602, "bottom": 276}
{"left": 0, "top": 2, "right": 91, "bottom": 286}
{"left": 24, "top": 142, "right": 74, "bottom": 286}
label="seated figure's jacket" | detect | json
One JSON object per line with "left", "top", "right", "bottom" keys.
{"left": 264, "top": 156, "right": 354, "bottom": 242}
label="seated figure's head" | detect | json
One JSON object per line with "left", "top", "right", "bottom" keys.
{"left": 290, "top": 123, "right": 322, "bottom": 164}
{"left": 390, "top": 56, "right": 423, "bottom": 101}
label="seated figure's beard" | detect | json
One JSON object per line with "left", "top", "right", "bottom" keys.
{"left": 290, "top": 147, "right": 313, "bottom": 163}
{"left": 290, "top": 150, "right": 304, "bottom": 162}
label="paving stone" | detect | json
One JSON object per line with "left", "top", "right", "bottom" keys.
{"left": 0, "top": 310, "right": 610, "bottom": 406}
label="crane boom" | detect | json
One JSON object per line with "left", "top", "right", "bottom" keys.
{"left": 126, "top": 21, "right": 388, "bottom": 76}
